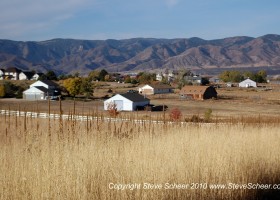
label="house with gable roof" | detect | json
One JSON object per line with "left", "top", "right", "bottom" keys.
{"left": 0, "top": 69, "right": 5, "bottom": 80}
{"left": 104, "top": 93, "right": 150, "bottom": 111}
{"left": 19, "top": 71, "right": 35, "bottom": 80}
{"left": 239, "top": 78, "right": 257, "bottom": 88}
{"left": 138, "top": 84, "right": 174, "bottom": 95}
{"left": 23, "top": 80, "right": 60, "bottom": 100}
{"left": 3, "top": 67, "right": 22, "bottom": 80}
{"left": 180, "top": 86, "right": 217, "bottom": 100}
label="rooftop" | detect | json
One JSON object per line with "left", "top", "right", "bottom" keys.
{"left": 120, "top": 93, "right": 150, "bottom": 102}
{"left": 180, "top": 86, "right": 210, "bottom": 94}
{"left": 39, "top": 80, "right": 59, "bottom": 87}
{"left": 21, "top": 71, "right": 35, "bottom": 79}
{"left": 34, "top": 86, "right": 49, "bottom": 93}
{"left": 143, "top": 84, "right": 173, "bottom": 89}
{"left": 5, "top": 67, "right": 22, "bottom": 73}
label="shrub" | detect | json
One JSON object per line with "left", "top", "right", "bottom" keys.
{"left": 185, "top": 115, "right": 203, "bottom": 123}
{"left": 106, "top": 102, "right": 119, "bottom": 117}
{"left": 169, "top": 108, "right": 182, "bottom": 121}
{"left": 189, "top": 115, "right": 203, "bottom": 123}
{"left": 204, "top": 108, "right": 213, "bottom": 122}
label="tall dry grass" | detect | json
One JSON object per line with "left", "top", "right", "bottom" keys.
{"left": 1, "top": 114, "right": 280, "bottom": 199}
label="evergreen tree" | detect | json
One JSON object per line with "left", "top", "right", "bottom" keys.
{"left": 99, "top": 69, "right": 109, "bottom": 81}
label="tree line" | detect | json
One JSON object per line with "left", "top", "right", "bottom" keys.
{"left": 61, "top": 70, "right": 158, "bottom": 97}
{"left": 218, "top": 70, "right": 267, "bottom": 83}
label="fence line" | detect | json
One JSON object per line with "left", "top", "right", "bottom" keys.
{"left": 0, "top": 109, "right": 174, "bottom": 125}
{"left": 0, "top": 109, "right": 233, "bottom": 127}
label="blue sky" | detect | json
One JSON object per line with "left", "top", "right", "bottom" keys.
{"left": 0, "top": 0, "right": 279, "bottom": 41}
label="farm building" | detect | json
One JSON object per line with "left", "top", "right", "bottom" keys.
{"left": 138, "top": 84, "right": 173, "bottom": 95}
{"left": 239, "top": 78, "right": 257, "bottom": 88}
{"left": 104, "top": 93, "right": 150, "bottom": 111}
{"left": 23, "top": 80, "right": 60, "bottom": 100}
{"left": 23, "top": 86, "right": 49, "bottom": 100}
{"left": 30, "top": 80, "right": 59, "bottom": 90}
{"left": 180, "top": 86, "right": 217, "bottom": 100}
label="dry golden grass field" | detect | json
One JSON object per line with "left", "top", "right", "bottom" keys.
{"left": 1, "top": 112, "right": 280, "bottom": 199}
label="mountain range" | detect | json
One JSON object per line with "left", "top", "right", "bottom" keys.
{"left": 1, "top": 34, "right": 280, "bottom": 75}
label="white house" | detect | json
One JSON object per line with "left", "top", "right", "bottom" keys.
{"left": 104, "top": 93, "right": 150, "bottom": 111}
{"left": 32, "top": 73, "right": 44, "bottom": 80}
{"left": 23, "top": 80, "right": 60, "bottom": 100}
{"left": 156, "top": 73, "right": 163, "bottom": 81}
{"left": 156, "top": 70, "right": 177, "bottom": 82}
{"left": 3, "top": 67, "right": 22, "bottom": 80}
{"left": 0, "top": 69, "right": 4, "bottom": 80}
{"left": 138, "top": 84, "right": 173, "bottom": 95}
{"left": 23, "top": 86, "right": 48, "bottom": 100}
{"left": 209, "top": 76, "right": 220, "bottom": 83}
{"left": 184, "top": 75, "right": 202, "bottom": 85}
{"left": 239, "top": 78, "right": 257, "bottom": 88}
{"left": 19, "top": 72, "right": 35, "bottom": 80}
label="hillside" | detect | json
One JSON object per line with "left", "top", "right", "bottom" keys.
{"left": 1, "top": 35, "right": 280, "bottom": 75}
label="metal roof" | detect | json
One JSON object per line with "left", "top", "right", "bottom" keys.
{"left": 141, "top": 84, "right": 173, "bottom": 89}
{"left": 180, "top": 86, "right": 209, "bottom": 94}
{"left": 119, "top": 93, "right": 150, "bottom": 102}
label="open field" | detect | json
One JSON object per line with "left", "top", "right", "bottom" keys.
{"left": 1, "top": 84, "right": 280, "bottom": 122}
{"left": 1, "top": 114, "right": 280, "bottom": 199}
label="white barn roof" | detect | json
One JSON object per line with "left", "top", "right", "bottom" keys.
{"left": 239, "top": 78, "right": 257, "bottom": 88}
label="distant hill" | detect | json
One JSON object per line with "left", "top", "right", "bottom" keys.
{"left": 1, "top": 34, "right": 280, "bottom": 75}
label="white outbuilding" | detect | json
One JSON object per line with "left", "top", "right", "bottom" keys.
{"left": 30, "top": 80, "right": 58, "bottom": 89}
{"left": 104, "top": 93, "right": 150, "bottom": 111}
{"left": 138, "top": 84, "right": 173, "bottom": 95}
{"left": 23, "top": 86, "right": 48, "bottom": 100}
{"left": 239, "top": 78, "right": 257, "bottom": 88}
{"left": 23, "top": 80, "right": 60, "bottom": 100}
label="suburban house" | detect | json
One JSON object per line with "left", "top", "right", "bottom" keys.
{"left": 23, "top": 80, "right": 60, "bottom": 100}
{"left": 19, "top": 72, "right": 35, "bottom": 80}
{"left": 156, "top": 70, "right": 178, "bottom": 82}
{"left": 2, "top": 67, "right": 22, "bottom": 80}
{"left": 209, "top": 76, "right": 220, "bottom": 83}
{"left": 32, "top": 73, "right": 44, "bottom": 80}
{"left": 138, "top": 84, "right": 174, "bottom": 95}
{"left": 0, "top": 67, "right": 44, "bottom": 80}
{"left": 156, "top": 73, "right": 163, "bottom": 81}
{"left": 19, "top": 71, "right": 45, "bottom": 80}
{"left": 184, "top": 75, "right": 202, "bottom": 85}
{"left": 0, "top": 69, "right": 4, "bottom": 80}
{"left": 239, "top": 78, "right": 257, "bottom": 88}
{"left": 180, "top": 86, "right": 217, "bottom": 100}
{"left": 104, "top": 93, "right": 150, "bottom": 111}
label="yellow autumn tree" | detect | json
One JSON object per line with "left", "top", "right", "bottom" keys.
{"left": 63, "top": 77, "right": 82, "bottom": 97}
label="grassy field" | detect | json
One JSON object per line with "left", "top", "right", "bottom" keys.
{"left": 1, "top": 113, "right": 280, "bottom": 199}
